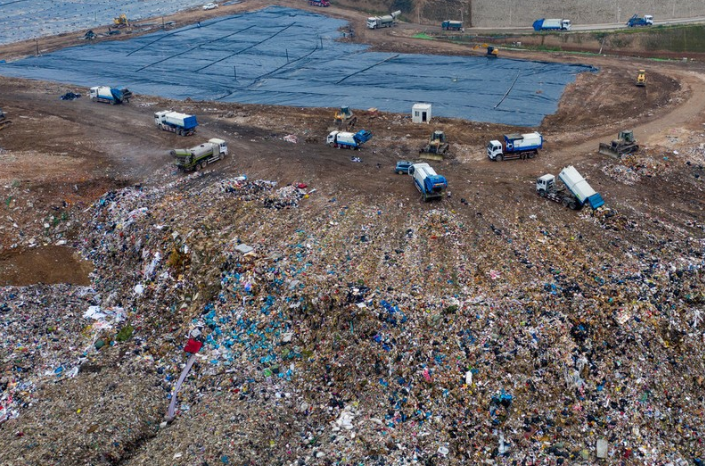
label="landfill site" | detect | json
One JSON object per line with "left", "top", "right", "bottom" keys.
{"left": 1, "top": 1, "right": 705, "bottom": 465}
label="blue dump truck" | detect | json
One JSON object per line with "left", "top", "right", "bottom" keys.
{"left": 154, "top": 110, "right": 198, "bottom": 136}
{"left": 532, "top": 18, "right": 572, "bottom": 31}
{"left": 487, "top": 132, "right": 543, "bottom": 161}
{"left": 326, "top": 129, "right": 372, "bottom": 149}
{"left": 441, "top": 20, "right": 463, "bottom": 31}
{"left": 626, "top": 14, "right": 653, "bottom": 27}
{"left": 536, "top": 166, "right": 604, "bottom": 210}
{"left": 408, "top": 162, "right": 447, "bottom": 201}
{"left": 89, "top": 86, "right": 132, "bottom": 104}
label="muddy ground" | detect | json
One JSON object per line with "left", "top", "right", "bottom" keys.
{"left": 1, "top": 2, "right": 705, "bottom": 465}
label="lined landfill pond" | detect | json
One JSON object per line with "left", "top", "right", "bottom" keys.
{"left": 0, "top": 6, "right": 596, "bottom": 126}
{"left": 0, "top": 0, "right": 209, "bottom": 45}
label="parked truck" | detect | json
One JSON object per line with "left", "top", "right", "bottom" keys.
{"left": 309, "top": 0, "right": 330, "bottom": 6}
{"left": 154, "top": 110, "right": 198, "bottom": 136}
{"left": 408, "top": 163, "right": 447, "bottom": 201}
{"left": 487, "top": 132, "right": 542, "bottom": 161}
{"left": 441, "top": 20, "right": 463, "bottom": 31}
{"left": 171, "top": 138, "right": 227, "bottom": 171}
{"left": 367, "top": 10, "right": 401, "bottom": 29}
{"left": 536, "top": 166, "right": 604, "bottom": 210}
{"left": 532, "top": 18, "right": 571, "bottom": 31}
{"left": 327, "top": 129, "right": 372, "bottom": 149}
{"left": 89, "top": 86, "right": 132, "bottom": 105}
{"left": 626, "top": 14, "right": 653, "bottom": 27}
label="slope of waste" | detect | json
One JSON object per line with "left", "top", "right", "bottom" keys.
{"left": 1, "top": 161, "right": 704, "bottom": 464}
{"left": 0, "top": 6, "right": 595, "bottom": 126}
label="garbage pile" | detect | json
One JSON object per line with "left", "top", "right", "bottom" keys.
{"left": 1, "top": 166, "right": 704, "bottom": 465}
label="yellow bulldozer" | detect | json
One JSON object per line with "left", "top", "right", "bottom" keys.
{"left": 333, "top": 106, "right": 357, "bottom": 129}
{"left": 419, "top": 130, "right": 450, "bottom": 160}
{"left": 636, "top": 70, "right": 646, "bottom": 87}
{"left": 113, "top": 14, "right": 129, "bottom": 28}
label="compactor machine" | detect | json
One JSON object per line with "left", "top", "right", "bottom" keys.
{"left": 598, "top": 130, "right": 639, "bottom": 158}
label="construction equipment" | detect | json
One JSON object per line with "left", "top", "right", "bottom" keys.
{"left": 419, "top": 130, "right": 449, "bottom": 161}
{"left": 326, "top": 130, "right": 372, "bottom": 149}
{"left": 598, "top": 130, "right": 639, "bottom": 158}
{"left": 171, "top": 138, "right": 227, "bottom": 171}
{"left": 408, "top": 163, "right": 448, "bottom": 201}
{"left": 0, "top": 108, "right": 11, "bottom": 131}
{"left": 536, "top": 166, "right": 604, "bottom": 211}
{"left": 333, "top": 106, "right": 357, "bottom": 129}
{"left": 487, "top": 132, "right": 542, "bottom": 161}
{"left": 154, "top": 110, "right": 198, "bottom": 136}
{"left": 486, "top": 46, "right": 499, "bottom": 58}
{"left": 113, "top": 14, "right": 129, "bottom": 28}
{"left": 636, "top": 70, "right": 646, "bottom": 87}
{"left": 89, "top": 86, "right": 132, "bottom": 104}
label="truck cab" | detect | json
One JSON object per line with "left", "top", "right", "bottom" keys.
{"left": 536, "top": 174, "right": 556, "bottom": 195}
{"left": 560, "top": 19, "right": 571, "bottom": 30}
{"left": 486, "top": 140, "right": 503, "bottom": 160}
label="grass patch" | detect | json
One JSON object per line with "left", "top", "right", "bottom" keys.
{"left": 412, "top": 33, "right": 435, "bottom": 40}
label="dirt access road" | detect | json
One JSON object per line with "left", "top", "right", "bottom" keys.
{"left": 0, "top": 2, "right": 704, "bottom": 285}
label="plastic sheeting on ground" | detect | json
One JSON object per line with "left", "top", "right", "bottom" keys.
{"left": 0, "top": 7, "right": 595, "bottom": 126}
{"left": 0, "top": 0, "right": 207, "bottom": 46}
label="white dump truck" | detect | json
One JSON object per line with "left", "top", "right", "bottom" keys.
{"left": 536, "top": 165, "right": 605, "bottom": 210}
{"left": 367, "top": 10, "right": 401, "bottom": 29}
{"left": 89, "top": 86, "right": 132, "bottom": 104}
{"left": 487, "top": 132, "right": 543, "bottom": 161}
{"left": 154, "top": 110, "right": 198, "bottom": 136}
{"left": 171, "top": 138, "right": 227, "bottom": 171}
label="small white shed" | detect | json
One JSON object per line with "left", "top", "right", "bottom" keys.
{"left": 412, "top": 103, "right": 432, "bottom": 123}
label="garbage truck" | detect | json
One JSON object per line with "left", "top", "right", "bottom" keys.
{"left": 442, "top": 20, "right": 463, "bottom": 31}
{"left": 171, "top": 138, "right": 227, "bottom": 171}
{"left": 154, "top": 110, "right": 198, "bottom": 136}
{"left": 532, "top": 18, "right": 572, "bottom": 31}
{"left": 487, "top": 132, "right": 542, "bottom": 161}
{"left": 536, "top": 165, "right": 604, "bottom": 210}
{"left": 89, "top": 86, "right": 132, "bottom": 104}
{"left": 408, "top": 163, "right": 447, "bottom": 201}
{"left": 626, "top": 14, "right": 653, "bottom": 27}
{"left": 367, "top": 11, "right": 401, "bottom": 29}
{"left": 326, "top": 129, "right": 372, "bottom": 149}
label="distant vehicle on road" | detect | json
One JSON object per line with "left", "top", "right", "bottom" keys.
{"left": 203, "top": 3, "right": 218, "bottom": 10}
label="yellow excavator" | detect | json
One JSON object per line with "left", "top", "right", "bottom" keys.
{"left": 636, "top": 70, "right": 646, "bottom": 87}
{"left": 113, "top": 14, "right": 129, "bottom": 28}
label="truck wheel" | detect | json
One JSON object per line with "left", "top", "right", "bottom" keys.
{"left": 496, "top": 154, "right": 503, "bottom": 162}
{"left": 177, "top": 128, "right": 183, "bottom": 136}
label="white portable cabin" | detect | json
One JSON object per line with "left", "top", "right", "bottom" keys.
{"left": 412, "top": 103, "right": 432, "bottom": 123}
